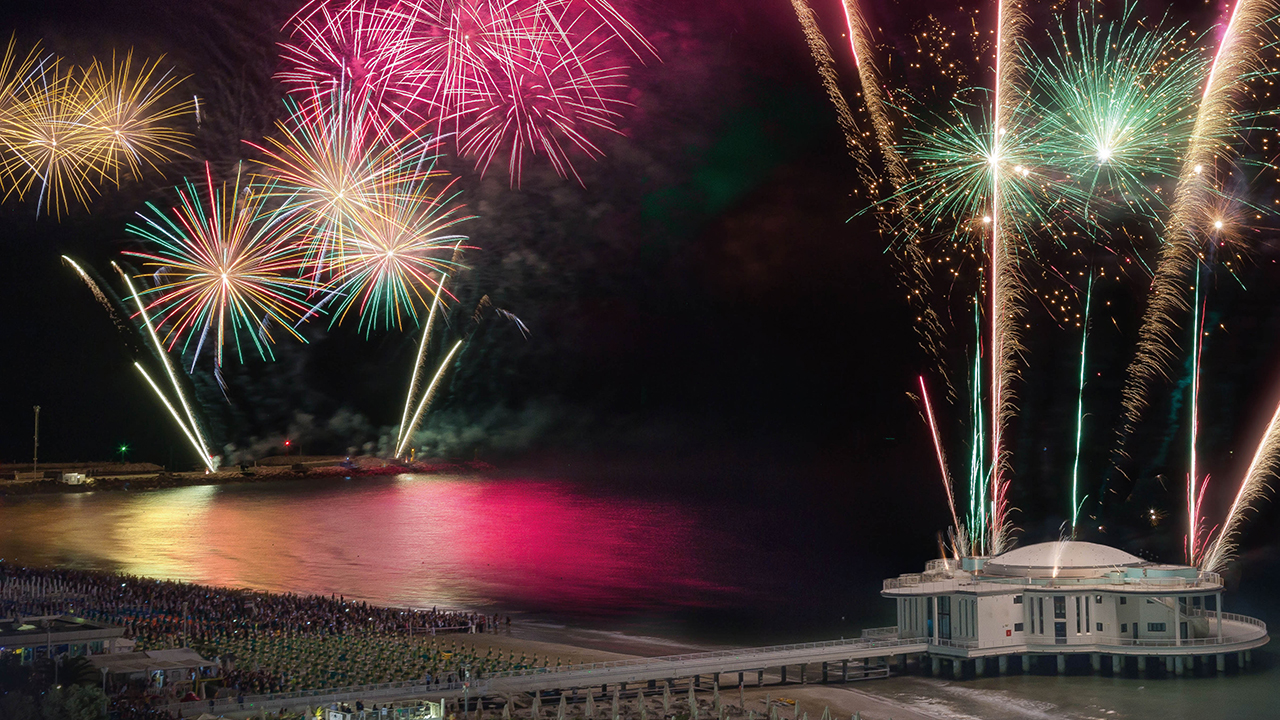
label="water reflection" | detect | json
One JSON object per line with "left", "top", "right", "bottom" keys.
{"left": 0, "top": 475, "right": 755, "bottom": 619}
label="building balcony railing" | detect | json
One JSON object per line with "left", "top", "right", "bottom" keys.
{"left": 884, "top": 570, "right": 1224, "bottom": 592}
{"left": 925, "top": 614, "right": 1266, "bottom": 653}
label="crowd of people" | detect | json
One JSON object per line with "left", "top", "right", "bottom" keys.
{"left": 0, "top": 562, "right": 524, "bottom": 718}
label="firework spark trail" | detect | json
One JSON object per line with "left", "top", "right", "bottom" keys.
{"left": 134, "top": 362, "right": 213, "bottom": 472}
{"left": 838, "top": 0, "right": 952, "bottom": 396}
{"left": 1187, "top": 279, "right": 1204, "bottom": 562}
{"left": 919, "top": 375, "right": 966, "bottom": 556}
{"left": 395, "top": 271, "right": 448, "bottom": 451}
{"left": 394, "top": 338, "right": 464, "bottom": 459}
{"left": 988, "top": 0, "right": 1027, "bottom": 556}
{"left": 113, "top": 261, "right": 215, "bottom": 472}
{"left": 1070, "top": 273, "right": 1092, "bottom": 536}
{"left": 62, "top": 255, "right": 127, "bottom": 331}
{"left": 1116, "top": 0, "right": 1276, "bottom": 461}
{"left": 968, "top": 298, "right": 987, "bottom": 552}
{"left": 1200, "top": 391, "right": 1280, "bottom": 574}
{"left": 787, "top": 0, "right": 869, "bottom": 169}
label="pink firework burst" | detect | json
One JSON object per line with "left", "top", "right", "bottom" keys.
{"left": 280, "top": 0, "right": 654, "bottom": 184}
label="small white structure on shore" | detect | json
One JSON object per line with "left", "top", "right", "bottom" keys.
{"left": 882, "top": 541, "right": 1268, "bottom": 676}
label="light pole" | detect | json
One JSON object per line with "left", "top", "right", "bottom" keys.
{"left": 33, "top": 406, "right": 40, "bottom": 477}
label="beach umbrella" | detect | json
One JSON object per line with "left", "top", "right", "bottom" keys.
{"left": 503, "top": 701, "right": 512, "bottom": 720}
{"left": 712, "top": 681, "right": 719, "bottom": 711}
{"left": 819, "top": 708, "right": 830, "bottom": 720}
{"left": 533, "top": 693, "right": 542, "bottom": 720}
{"left": 688, "top": 684, "right": 698, "bottom": 720}
{"left": 557, "top": 695, "right": 567, "bottom": 720}
{"left": 640, "top": 695, "right": 649, "bottom": 720}
{"left": 586, "top": 692, "right": 596, "bottom": 719}
{"left": 612, "top": 687, "right": 620, "bottom": 720}
{"left": 662, "top": 686, "right": 670, "bottom": 716}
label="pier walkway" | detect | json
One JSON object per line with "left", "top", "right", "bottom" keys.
{"left": 164, "top": 632, "right": 928, "bottom": 717}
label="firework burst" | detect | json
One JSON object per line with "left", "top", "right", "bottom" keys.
{"left": 124, "top": 163, "right": 318, "bottom": 368}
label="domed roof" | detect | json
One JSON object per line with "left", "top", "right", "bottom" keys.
{"left": 983, "top": 541, "right": 1146, "bottom": 578}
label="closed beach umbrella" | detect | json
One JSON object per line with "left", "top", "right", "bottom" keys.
{"left": 503, "top": 701, "right": 512, "bottom": 720}
{"left": 586, "top": 692, "right": 596, "bottom": 719}
{"left": 640, "top": 695, "right": 649, "bottom": 720}
{"left": 688, "top": 684, "right": 697, "bottom": 720}
{"left": 662, "top": 686, "right": 670, "bottom": 716}
{"left": 533, "top": 693, "right": 542, "bottom": 720}
{"left": 611, "top": 687, "right": 620, "bottom": 720}
{"left": 557, "top": 695, "right": 567, "bottom": 720}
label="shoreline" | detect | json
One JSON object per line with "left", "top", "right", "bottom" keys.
{"left": 0, "top": 458, "right": 495, "bottom": 496}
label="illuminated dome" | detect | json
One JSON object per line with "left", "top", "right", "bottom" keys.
{"left": 983, "top": 541, "right": 1147, "bottom": 578}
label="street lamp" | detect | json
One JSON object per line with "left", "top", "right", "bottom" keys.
{"left": 118, "top": 444, "right": 130, "bottom": 463}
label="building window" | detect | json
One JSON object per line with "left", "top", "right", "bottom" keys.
{"left": 1054, "top": 596, "right": 1066, "bottom": 620}
{"left": 1148, "top": 622, "right": 1166, "bottom": 633}
{"left": 1121, "top": 623, "right": 1128, "bottom": 633}
{"left": 1014, "top": 594, "right": 1023, "bottom": 604}
{"left": 938, "top": 596, "right": 952, "bottom": 640}
{"left": 1095, "top": 595, "right": 1102, "bottom": 604}
{"left": 1014, "top": 622, "right": 1024, "bottom": 632}
{"left": 1096, "top": 622, "right": 1104, "bottom": 632}
{"left": 1075, "top": 596, "right": 1082, "bottom": 634}
{"left": 1119, "top": 597, "right": 1127, "bottom": 605}
{"left": 1038, "top": 597, "right": 1045, "bottom": 634}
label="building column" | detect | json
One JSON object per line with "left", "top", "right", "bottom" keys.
{"left": 1089, "top": 654, "right": 1100, "bottom": 673}
{"left": 799, "top": 664, "right": 806, "bottom": 684}
{"left": 974, "top": 658, "right": 984, "bottom": 677}
{"left": 779, "top": 666, "right": 786, "bottom": 684}
{"left": 1216, "top": 592, "right": 1223, "bottom": 641}
{"left": 997, "top": 656, "right": 1008, "bottom": 675}
{"left": 1138, "top": 656, "right": 1147, "bottom": 675}
{"left": 841, "top": 660, "right": 848, "bottom": 683}
{"left": 757, "top": 670, "right": 763, "bottom": 687}
{"left": 1110, "top": 655, "right": 1121, "bottom": 675}
{"left": 821, "top": 662, "right": 828, "bottom": 684}
{"left": 1214, "top": 654, "right": 1224, "bottom": 675}
{"left": 1164, "top": 657, "right": 1174, "bottom": 675}
{"left": 931, "top": 656, "right": 941, "bottom": 676}
{"left": 1245, "top": 650, "right": 1253, "bottom": 668}
{"left": 1056, "top": 655, "right": 1066, "bottom": 675}
{"left": 1174, "top": 656, "right": 1184, "bottom": 676}
{"left": 1174, "top": 596, "right": 1182, "bottom": 647}
{"left": 737, "top": 673, "right": 743, "bottom": 687}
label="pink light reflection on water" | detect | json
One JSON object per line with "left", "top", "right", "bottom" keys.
{"left": 0, "top": 475, "right": 754, "bottom": 618}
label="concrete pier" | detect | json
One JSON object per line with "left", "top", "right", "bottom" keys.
{"left": 1111, "top": 655, "right": 1121, "bottom": 675}
{"left": 931, "top": 656, "right": 941, "bottom": 676}
{"left": 998, "top": 656, "right": 1008, "bottom": 675}
{"left": 1215, "top": 654, "right": 1225, "bottom": 675}
{"left": 1089, "top": 654, "right": 1100, "bottom": 673}
{"left": 1056, "top": 655, "right": 1066, "bottom": 675}
{"left": 1165, "top": 657, "right": 1175, "bottom": 675}
{"left": 1138, "top": 656, "right": 1148, "bottom": 675}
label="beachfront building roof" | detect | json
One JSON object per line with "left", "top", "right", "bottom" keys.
{"left": 881, "top": 541, "right": 1269, "bottom": 677}
{"left": 0, "top": 614, "right": 128, "bottom": 664}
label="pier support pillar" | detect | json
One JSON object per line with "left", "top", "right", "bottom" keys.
{"left": 694, "top": 675, "right": 701, "bottom": 688}
{"left": 1164, "top": 657, "right": 1174, "bottom": 675}
{"left": 974, "top": 658, "right": 984, "bottom": 677}
{"left": 1246, "top": 650, "right": 1253, "bottom": 668}
{"left": 1215, "top": 654, "right": 1225, "bottom": 675}
{"left": 1056, "top": 655, "right": 1066, "bottom": 675}
{"left": 998, "top": 656, "right": 1008, "bottom": 675}
{"left": 799, "top": 664, "right": 807, "bottom": 684}
{"left": 1089, "top": 654, "right": 1100, "bottom": 673}
{"left": 779, "top": 666, "right": 786, "bottom": 684}
{"left": 841, "top": 660, "right": 848, "bottom": 683}
{"left": 1237, "top": 651, "right": 1245, "bottom": 670}
{"left": 1174, "top": 657, "right": 1185, "bottom": 676}
{"left": 930, "top": 656, "right": 941, "bottom": 676}
{"left": 648, "top": 680, "right": 656, "bottom": 690}
{"left": 602, "top": 684, "right": 609, "bottom": 695}
{"left": 1111, "top": 655, "right": 1121, "bottom": 675}
{"left": 738, "top": 673, "right": 743, "bottom": 687}
{"left": 1138, "top": 656, "right": 1147, "bottom": 675}
{"left": 897, "top": 654, "right": 907, "bottom": 673}
{"left": 757, "top": 671, "right": 763, "bottom": 687}
{"left": 821, "top": 662, "right": 828, "bottom": 684}
{"left": 622, "top": 683, "right": 628, "bottom": 693}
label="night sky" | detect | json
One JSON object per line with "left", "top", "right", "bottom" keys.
{"left": 3, "top": 0, "right": 1280, "bottom": 563}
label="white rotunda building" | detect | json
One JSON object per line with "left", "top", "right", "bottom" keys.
{"left": 882, "top": 541, "right": 1268, "bottom": 677}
